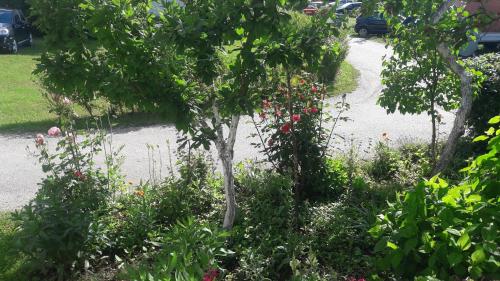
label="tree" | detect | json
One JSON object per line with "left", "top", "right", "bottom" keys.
{"left": 367, "top": 0, "right": 493, "bottom": 173}
{"left": 379, "top": 24, "right": 461, "bottom": 167}
{"left": 31, "top": 0, "right": 337, "bottom": 229}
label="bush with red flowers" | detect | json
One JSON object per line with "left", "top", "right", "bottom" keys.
{"left": 254, "top": 77, "right": 348, "bottom": 200}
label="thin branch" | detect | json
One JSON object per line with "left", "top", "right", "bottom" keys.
{"left": 251, "top": 116, "right": 279, "bottom": 170}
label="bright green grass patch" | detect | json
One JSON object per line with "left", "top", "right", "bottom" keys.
{"left": 0, "top": 212, "right": 25, "bottom": 281}
{"left": 0, "top": 41, "right": 58, "bottom": 133}
{"left": 328, "top": 60, "right": 360, "bottom": 96}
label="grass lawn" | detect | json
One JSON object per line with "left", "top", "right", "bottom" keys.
{"left": 0, "top": 40, "right": 360, "bottom": 134}
{"left": 329, "top": 60, "right": 360, "bottom": 96}
{"left": 0, "top": 41, "right": 58, "bottom": 133}
{"left": 0, "top": 212, "right": 24, "bottom": 281}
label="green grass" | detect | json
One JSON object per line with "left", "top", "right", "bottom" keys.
{"left": 0, "top": 212, "right": 25, "bottom": 281}
{"left": 0, "top": 39, "right": 360, "bottom": 134}
{"left": 0, "top": 41, "right": 58, "bottom": 133}
{"left": 329, "top": 60, "right": 360, "bottom": 96}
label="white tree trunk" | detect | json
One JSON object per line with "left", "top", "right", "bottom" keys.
{"left": 433, "top": 43, "right": 474, "bottom": 174}
{"left": 430, "top": 1, "right": 474, "bottom": 174}
{"left": 212, "top": 103, "right": 240, "bottom": 229}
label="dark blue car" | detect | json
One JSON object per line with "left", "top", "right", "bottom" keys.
{"left": 0, "top": 8, "right": 32, "bottom": 53}
{"left": 354, "top": 14, "right": 388, "bottom": 37}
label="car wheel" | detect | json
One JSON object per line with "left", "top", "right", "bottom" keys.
{"left": 10, "top": 39, "right": 18, "bottom": 54}
{"left": 358, "top": 28, "right": 369, "bottom": 38}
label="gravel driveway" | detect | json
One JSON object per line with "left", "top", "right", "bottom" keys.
{"left": 0, "top": 38, "right": 455, "bottom": 211}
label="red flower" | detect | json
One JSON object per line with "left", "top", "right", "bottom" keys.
{"left": 311, "top": 85, "right": 318, "bottom": 93}
{"left": 292, "top": 114, "right": 301, "bottom": 122}
{"left": 300, "top": 79, "right": 305, "bottom": 85}
{"left": 202, "top": 269, "right": 219, "bottom": 281}
{"left": 310, "top": 107, "right": 319, "bottom": 114}
{"left": 299, "top": 94, "right": 305, "bottom": 100}
{"left": 358, "top": 279, "right": 366, "bottom": 281}
{"left": 74, "top": 170, "right": 86, "bottom": 181}
{"left": 280, "top": 122, "right": 291, "bottom": 134}
{"left": 302, "top": 108, "right": 309, "bottom": 114}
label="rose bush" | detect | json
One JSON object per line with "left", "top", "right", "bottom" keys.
{"left": 254, "top": 77, "right": 348, "bottom": 201}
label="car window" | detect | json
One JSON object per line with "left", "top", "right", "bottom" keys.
{"left": 0, "top": 10, "right": 13, "bottom": 23}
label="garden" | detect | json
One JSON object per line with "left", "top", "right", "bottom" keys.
{"left": 0, "top": 0, "right": 499, "bottom": 281}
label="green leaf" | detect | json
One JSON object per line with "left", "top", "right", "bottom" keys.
{"left": 447, "top": 251, "right": 463, "bottom": 267}
{"left": 473, "top": 135, "right": 489, "bottom": 142}
{"left": 457, "top": 233, "right": 471, "bottom": 250}
{"left": 471, "top": 247, "right": 486, "bottom": 265}
{"left": 488, "top": 116, "right": 500, "bottom": 124}
{"left": 387, "top": 241, "right": 399, "bottom": 250}
{"left": 235, "top": 27, "right": 244, "bottom": 36}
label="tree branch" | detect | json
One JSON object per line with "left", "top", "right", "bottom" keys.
{"left": 431, "top": 0, "right": 458, "bottom": 24}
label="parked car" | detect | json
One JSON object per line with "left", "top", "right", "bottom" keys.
{"left": 336, "top": 2, "right": 362, "bottom": 14}
{"left": 354, "top": 13, "right": 388, "bottom": 37}
{"left": 0, "top": 8, "right": 32, "bottom": 54}
{"left": 327, "top": 0, "right": 352, "bottom": 7}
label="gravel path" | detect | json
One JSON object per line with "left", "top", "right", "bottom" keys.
{"left": 0, "top": 38, "right": 455, "bottom": 211}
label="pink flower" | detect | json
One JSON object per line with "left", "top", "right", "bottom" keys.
{"left": 48, "top": 127, "right": 61, "bottom": 137}
{"left": 280, "top": 122, "right": 291, "bottom": 134}
{"left": 292, "top": 114, "right": 301, "bottom": 122}
{"left": 302, "top": 108, "right": 309, "bottom": 114}
{"left": 358, "top": 279, "right": 366, "bottom": 281}
{"left": 35, "top": 134, "right": 45, "bottom": 146}
{"left": 311, "top": 85, "right": 318, "bottom": 93}
{"left": 310, "top": 107, "right": 319, "bottom": 114}
{"left": 62, "top": 97, "right": 72, "bottom": 106}
{"left": 275, "top": 109, "right": 283, "bottom": 117}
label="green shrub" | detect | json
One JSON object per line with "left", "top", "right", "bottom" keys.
{"left": 369, "top": 141, "right": 431, "bottom": 186}
{"left": 466, "top": 53, "right": 500, "bottom": 140}
{"left": 369, "top": 116, "right": 500, "bottom": 280}
{"left": 229, "top": 165, "right": 299, "bottom": 280}
{"left": 91, "top": 152, "right": 223, "bottom": 262}
{"left": 13, "top": 132, "right": 117, "bottom": 280}
{"left": 305, "top": 199, "right": 376, "bottom": 277}
{"left": 121, "top": 218, "right": 230, "bottom": 281}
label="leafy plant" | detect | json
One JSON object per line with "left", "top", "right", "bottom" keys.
{"left": 121, "top": 218, "right": 231, "bottom": 281}
{"left": 369, "top": 116, "right": 500, "bottom": 280}
{"left": 12, "top": 130, "right": 120, "bottom": 280}
{"left": 465, "top": 52, "right": 500, "bottom": 143}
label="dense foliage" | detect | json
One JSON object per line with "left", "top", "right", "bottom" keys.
{"left": 466, "top": 52, "right": 500, "bottom": 140}
{"left": 13, "top": 132, "right": 118, "bottom": 280}
{"left": 370, "top": 116, "right": 500, "bottom": 280}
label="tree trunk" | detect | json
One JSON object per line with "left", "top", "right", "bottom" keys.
{"left": 433, "top": 43, "right": 474, "bottom": 174}
{"left": 431, "top": 104, "right": 437, "bottom": 169}
{"left": 212, "top": 103, "right": 240, "bottom": 229}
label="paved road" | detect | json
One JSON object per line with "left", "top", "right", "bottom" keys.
{"left": 0, "top": 38, "right": 455, "bottom": 211}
